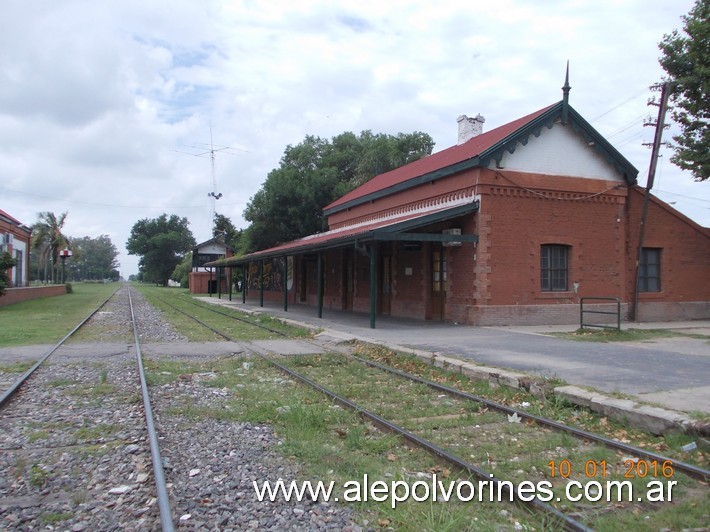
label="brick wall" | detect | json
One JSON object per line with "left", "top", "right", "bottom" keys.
{"left": 236, "top": 174, "right": 709, "bottom": 326}
{"left": 626, "top": 187, "right": 710, "bottom": 305}
{"left": 0, "top": 285, "right": 67, "bottom": 307}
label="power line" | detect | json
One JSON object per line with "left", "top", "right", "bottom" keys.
{"left": 589, "top": 88, "right": 650, "bottom": 123}
{"left": 655, "top": 188, "right": 710, "bottom": 205}
{"left": 0, "top": 186, "right": 206, "bottom": 210}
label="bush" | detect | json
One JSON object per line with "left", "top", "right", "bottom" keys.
{"left": 0, "top": 251, "right": 17, "bottom": 296}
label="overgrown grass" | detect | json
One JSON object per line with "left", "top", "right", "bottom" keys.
{"left": 147, "top": 355, "right": 548, "bottom": 530}
{"left": 134, "top": 283, "right": 311, "bottom": 340}
{"left": 0, "top": 360, "right": 36, "bottom": 373}
{"left": 352, "top": 344, "right": 709, "bottom": 468}
{"left": 0, "top": 282, "right": 119, "bottom": 347}
{"left": 553, "top": 328, "right": 710, "bottom": 343}
{"left": 39, "top": 512, "right": 74, "bottom": 525}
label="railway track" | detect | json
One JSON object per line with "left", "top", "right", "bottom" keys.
{"left": 145, "top": 291, "right": 709, "bottom": 530}
{"left": 2, "top": 285, "right": 707, "bottom": 530}
{"left": 0, "top": 285, "right": 174, "bottom": 531}
{"left": 0, "top": 285, "right": 359, "bottom": 531}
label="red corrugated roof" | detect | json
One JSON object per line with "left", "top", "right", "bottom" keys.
{"left": 326, "top": 104, "right": 555, "bottom": 211}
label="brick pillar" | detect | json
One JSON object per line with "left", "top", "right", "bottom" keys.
{"left": 473, "top": 212, "right": 492, "bottom": 305}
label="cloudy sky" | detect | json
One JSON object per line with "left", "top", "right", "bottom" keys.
{"left": 2, "top": 0, "right": 707, "bottom": 278}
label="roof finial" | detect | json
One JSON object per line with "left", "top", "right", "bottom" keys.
{"left": 561, "top": 61, "right": 571, "bottom": 124}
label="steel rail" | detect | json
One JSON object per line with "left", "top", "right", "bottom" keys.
{"left": 0, "top": 287, "right": 120, "bottom": 409}
{"left": 183, "top": 296, "right": 710, "bottom": 483}
{"left": 151, "top": 295, "right": 589, "bottom": 530}
{"left": 351, "top": 355, "right": 710, "bottom": 483}
{"left": 246, "top": 343, "right": 591, "bottom": 532}
{"left": 127, "top": 287, "right": 175, "bottom": 532}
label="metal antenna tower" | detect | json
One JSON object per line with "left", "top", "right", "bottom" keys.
{"left": 175, "top": 129, "right": 247, "bottom": 233}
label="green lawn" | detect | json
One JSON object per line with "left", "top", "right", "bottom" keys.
{"left": 0, "top": 282, "right": 119, "bottom": 347}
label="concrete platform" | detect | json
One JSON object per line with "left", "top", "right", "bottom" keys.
{"left": 199, "top": 296, "right": 710, "bottom": 434}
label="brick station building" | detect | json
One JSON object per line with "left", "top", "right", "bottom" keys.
{"left": 0, "top": 209, "right": 31, "bottom": 288}
{"left": 210, "top": 90, "right": 710, "bottom": 328}
{"left": 188, "top": 237, "right": 234, "bottom": 295}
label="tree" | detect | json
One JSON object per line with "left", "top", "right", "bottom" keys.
{"left": 126, "top": 214, "right": 195, "bottom": 286}
{"left": 171, "top": 255, "right": 192, "bottom": 288}
{"left": 67, "top": 235, "right": 120, "bottom": 281}
{"left": 242, "top": 130, "right": 434, "bottom": 251}
{"left": 213, "top": 213, "right": 243, "bottom": 252}
{"left": 658, "top": 0, "right": 709, "bottom": 181}
{"left": 0, "top": 251, "right": 17, "bottom": 296}
{"left": 31, "top": 211, "right": 70, "bottom": 283}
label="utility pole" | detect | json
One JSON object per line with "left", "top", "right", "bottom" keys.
{"left": 631, "top": 82, "right": 672, "bottom": 322}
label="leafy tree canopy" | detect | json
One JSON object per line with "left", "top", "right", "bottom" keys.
{"left": 213, "top": 213, "right": 243, "bottom": 252}
{"left": 658, "top": 0, "right": 709, "bottom": 181}
{"left": 171, "top": 254, "right": 192, "bottom": 288}
{"left": 242, "top": 130, "right": 434, "bottom": 252}
{"left": 67, "top": 235, "right": 120, "bottom": 281}
{"left": 31, "top": 211, "right": 70, "bottom": 283}
{"left": 126, "top": 214, "right": 195, "bottom": 286}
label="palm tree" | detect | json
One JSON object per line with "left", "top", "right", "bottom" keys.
{"left": 32, "top": 212, "right": 70, "bottom": 284}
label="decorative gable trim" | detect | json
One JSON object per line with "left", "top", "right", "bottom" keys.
{"left": 479, "top": 104, "right": 638, "bottom": 184}
{"left": 324, "top": 102, "right": 638, "bottom": 217}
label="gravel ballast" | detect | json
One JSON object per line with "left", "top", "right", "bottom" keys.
{"left": 0, "top": 285, "right": 360, "bottom": 530}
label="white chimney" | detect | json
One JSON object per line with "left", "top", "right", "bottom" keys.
{"left": 457, "top": 114, "right": 485, "bottom": 144}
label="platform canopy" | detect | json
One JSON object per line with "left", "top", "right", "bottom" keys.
{"left": 207, "top": 196, "right": 480, "bottom": 268}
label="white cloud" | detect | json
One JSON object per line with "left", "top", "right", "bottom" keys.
{"left": 1, "top": 0, "right": 707, "bottom": 278}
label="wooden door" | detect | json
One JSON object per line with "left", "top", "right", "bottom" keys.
{"left": 430, "top": 246, "right": 446, "bottom": 321}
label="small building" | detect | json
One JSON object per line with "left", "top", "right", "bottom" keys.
{"left": 211, "top": 84, "right": 710, "bottom": 327}
{"left": 189, "top": 238, "right": 233, "bottom": 294}
{"left": 0, "top": 209, "right": 31, "bottom": 288}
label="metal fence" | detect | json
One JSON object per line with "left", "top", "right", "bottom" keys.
{"left": 580, "top": 297, "right": 621, "bottom": 331}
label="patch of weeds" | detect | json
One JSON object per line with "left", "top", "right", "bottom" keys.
{"left": 13, "top": 456, "right": 27, "bottom": 476}
{"left": 73, "top": 423, "right": 119, "bottom": 442}
{"left": 123, "top": 392, "right": 143, "bottom": 405}
{"left": 0, "top": 360, "right": 36, "bottom": 373}
{"left": 29, "top": 464, "right": 49, "bottom": 488}
{"left": 27, "top": 430, "right": 50, "bottom": 443}
{"left": 90, "top": 382, "right": 116, "bottom": 397}
{"left": 687, "top": 410, "right": 710, "bottom": 422}
{"left": 555, "top": 328, "right": 685, "bottom": 343}
{"left": 76, "top": 442, "right": 115, "bottom": 458}
{"left": 39, "top": 512, "right": 74, "bottom": 525}
{"left": 71, "top": 489, "right": 90, "bottom": 505}
{"left": 592, "top": 498, "right": 709, "bottom": 531}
